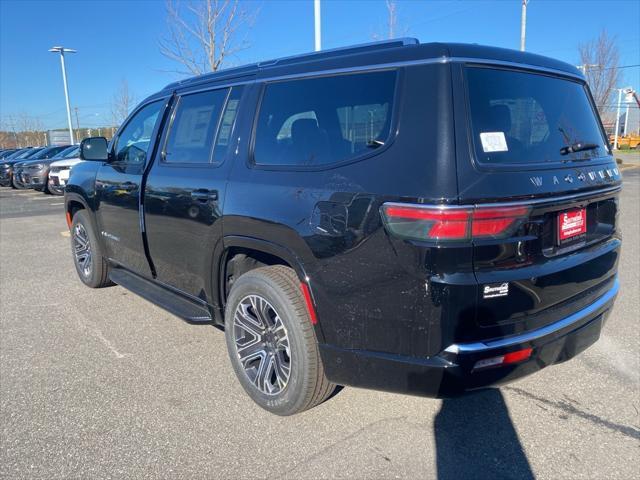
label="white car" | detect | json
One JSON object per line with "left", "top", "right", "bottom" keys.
{"left": 47, "top": 146, "right": 82, "bottom": 195}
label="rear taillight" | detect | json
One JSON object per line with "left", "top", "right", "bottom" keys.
{"left": 381, "top": 203, "right": 530, "bottom": 243}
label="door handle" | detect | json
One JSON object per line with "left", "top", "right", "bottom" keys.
{"left": 191, "top": 189, "right": 218, "bottom": 203}
{"left": 121, "top": 181, "right": 137, "bottom": 191}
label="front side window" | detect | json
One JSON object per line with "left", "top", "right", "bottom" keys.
{"left": 163, "top": 88, "right": 228, "bottom": 164}
{"left": 467, "top": 67, "right": 607, "bottom": 165}
{"left": 114, "top": 100, "right": 164, "bottom": 165}
{"left": 254, "top": 70, "right": 397, "bottom": 167}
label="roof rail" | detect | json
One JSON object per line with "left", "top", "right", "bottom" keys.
{"left": 257, "top": 37, "right": 419, "bottom": 68}
{"left": 163, "top": 37, "right": 420, "bottom": 91}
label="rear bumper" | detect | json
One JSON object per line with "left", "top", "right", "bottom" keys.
{"left": 320, "top": 276, "right": 618, "bottom": 397}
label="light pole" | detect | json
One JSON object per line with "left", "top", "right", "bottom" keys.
{"left": 49, "top": 46, "right": 76, "bottom": 144}
{"left": 520, "top": 0, "right": 529, "bottom": 52}
{"left": 314, "top": 0, "right": 321, "bottom": 51}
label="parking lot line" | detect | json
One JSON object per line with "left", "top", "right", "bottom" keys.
{"left": 50, "top": 202, "right": 64, "bottom": 206}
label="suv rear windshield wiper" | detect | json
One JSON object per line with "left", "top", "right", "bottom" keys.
{"left": 560, "top": 142, "right": 600, "bottom": 156}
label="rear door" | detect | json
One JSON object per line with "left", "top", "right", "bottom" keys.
{"left": 452, "top": 64, "right": 622, "bottom": 334}
{"left": 143, "top": 85, "right": 244, "bottom": 301}
{"left": 95, "top": 99, "right": 168, "bottom": 277}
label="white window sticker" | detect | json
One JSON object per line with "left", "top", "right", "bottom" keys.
{"left": 480, "top": 132, "right": 508, "bottom": 152}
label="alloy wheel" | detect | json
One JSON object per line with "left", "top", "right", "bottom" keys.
{"left": 73, "top": 223, "right": 92, "bottom": 278}
{"left": 233, "top": 295, "right": 291, "bottom": 395}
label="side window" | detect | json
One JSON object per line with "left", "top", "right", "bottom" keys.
{"left": 277, "top": 111, "right": 317, "bottom": 141}
{"left": 163, "top": 88, "right": 228, "bottom": 164}
{"left": 114, "top": 100, "right": 164, "bottom": 165}
{"left": 254, "top": 70, "right": 396, "bottom": 167}
{"left": 212, "top": 87, "right": 243, "bottom": 162}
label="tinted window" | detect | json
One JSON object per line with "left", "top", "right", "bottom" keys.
{"left": 467, "top": 67, "right": 607, "bottom": 165}
{"left": 20, "top": 148, "right": 43, "bottom": 159}
{"left": 212, "top": 87, "right": 242, "bottom": 163}
{"left": 164, "top": 89, "right": 228, "bottom": 164}
{"left": 115, "top": 100, "right": 164, "bottom": 164}
{"left": 34, "top": 145, "right": 68, "bottom": 159}
{"left": 254, "top": 71, "right": 396, "bottom": 167}
{"left": 51, "top": 145, "right": 79, "bottom": 159}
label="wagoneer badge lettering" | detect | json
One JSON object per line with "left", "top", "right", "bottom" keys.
{"left": 530, "top": 176, "right": 543, "bottom": 187}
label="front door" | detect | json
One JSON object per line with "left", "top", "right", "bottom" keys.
{"left": 95, "top": 99, "right": 167, "bottom": 277}
{"left": 144, "top": 86, "right": 244, "bottom": 301}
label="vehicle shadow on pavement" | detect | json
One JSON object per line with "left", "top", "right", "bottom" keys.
{"left": 434, "top": 389, "right": 534, "bottom": 480}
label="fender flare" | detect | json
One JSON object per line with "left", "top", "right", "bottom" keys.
{"left": 218, "top": 235, "right": 325, "bottom": 342}
{"left": 64, "top": 192, "right": 106, "bottom": 252}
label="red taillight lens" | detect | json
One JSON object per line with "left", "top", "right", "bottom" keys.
{"left": 382, "top": 206, "right": 471, "bottom": 240}
{"left": 471, "top": 206, "right": 530, "bottom": 237}
{"left": 381, "top": 203, "right": 530, "bottom": 242}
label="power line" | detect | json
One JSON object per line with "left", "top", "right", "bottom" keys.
{"left": 594, "top": 64, "right": 640, "bottom": 71}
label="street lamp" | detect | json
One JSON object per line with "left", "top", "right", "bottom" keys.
{"left": 49, "top": 46, "right": 76, "bottom": 145}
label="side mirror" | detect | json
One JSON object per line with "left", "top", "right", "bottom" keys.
{"left": 80, "top": 137, "right": 109, "bottom": 161}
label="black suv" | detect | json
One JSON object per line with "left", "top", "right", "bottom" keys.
{"left": 65, "top": 39, "right": 621, "bottom": 415}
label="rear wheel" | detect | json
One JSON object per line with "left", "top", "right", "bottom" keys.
{"left": 70, "top": 210, "right": 112, "bottom": 288}
{"left": 224, "top": 266, "right": 335, "bottom": 415}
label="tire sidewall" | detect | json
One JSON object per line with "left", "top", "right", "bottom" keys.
{"left": 225, "top": 271, "right": 311, "bottom": 416}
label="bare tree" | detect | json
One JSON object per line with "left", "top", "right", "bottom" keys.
{"left": 14, "top": 113, "right": 45, "bottom": 147}
{"left": 579, "top": 30, "right": 620, "bottom": 120}
{"left": 111, "top": 79, "right": 136, "bottom": 127}
{"left": 159, "top": 0, "right": 257, "bottom": 76}
{"left": 372, "top": 1, "right": 406, "bottom": 41}
{"left": 386, "top": 0, "right": 397, "bottom": 39}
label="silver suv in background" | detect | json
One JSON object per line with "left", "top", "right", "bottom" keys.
{"left": 47, "top": 146, "right": 81, "bottom": 195}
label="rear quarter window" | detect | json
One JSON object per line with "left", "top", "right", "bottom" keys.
{"left": 466, "top": 67, "right": 608, "bottom": 166}
{"left": 253, "top": 70, "right": 397, "bottom": 168}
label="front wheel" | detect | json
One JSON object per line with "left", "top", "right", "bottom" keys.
{"left": 224, "top": 266, "right": 336, "bottom": 415}
{"left": 70, "top": 210, "right": 112, "bottom": 288}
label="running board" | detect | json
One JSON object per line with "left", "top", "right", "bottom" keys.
{"left": 109, "top": 268, "right": 212, "bottom": 323}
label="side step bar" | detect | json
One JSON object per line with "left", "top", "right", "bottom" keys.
{"left": 109, "top": 268, "right": 212, "bottom": 323}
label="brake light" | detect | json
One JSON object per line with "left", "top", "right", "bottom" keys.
{"left": 381, "top": 203, "right": 530, "bottom": 242}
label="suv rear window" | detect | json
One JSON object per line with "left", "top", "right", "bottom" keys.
{"left": 254, "top": 70, "right": 396, "bottom": 167}
{"left": 467, "top": 67, "right": 607, "bottom": 165}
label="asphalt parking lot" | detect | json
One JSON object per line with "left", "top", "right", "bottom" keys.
{"left": 1, "top": 171, "right": 639, "bottom": 480}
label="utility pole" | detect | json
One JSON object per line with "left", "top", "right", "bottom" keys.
{"left": 613, "top": 88, "right": 623, "bottom": 150}
{"left": 74, "top": 107, "right": 81, "bottom": 142}
{"left": 314, "top": 0, "right": 321, "bottom": 51}
{"left": 49, "top": 46, "right": 76, "bottom": 145}
{"left": 520, "top": 0, "right": 529, "bottom": 52}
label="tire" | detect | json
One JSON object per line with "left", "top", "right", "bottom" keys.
{"left": 224, "top": 265, "right": 335, "bottom": 415}
{"left": 70, "top": 210, "right": 112, "bottom": 288}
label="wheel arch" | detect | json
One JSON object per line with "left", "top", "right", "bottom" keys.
{"left": 215, "top": 235, "right": 324, "bottom": 342}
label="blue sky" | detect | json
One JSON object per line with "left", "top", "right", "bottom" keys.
{"left": 1, "top": 0, "right": 638, "bottom": 130}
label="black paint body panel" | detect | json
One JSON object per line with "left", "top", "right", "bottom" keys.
{"left": 64, "top": 41, "right": 621, "bottom": 398}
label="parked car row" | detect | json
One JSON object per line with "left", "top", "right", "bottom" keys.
{"left": 0, "top": 145, "right": 83, "bottom": 195}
